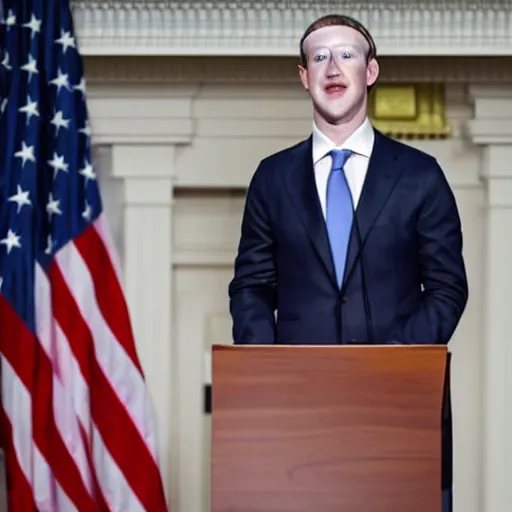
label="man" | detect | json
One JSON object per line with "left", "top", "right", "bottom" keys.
{"left": 228, "top": 13, "right": 468, "bottom": 511}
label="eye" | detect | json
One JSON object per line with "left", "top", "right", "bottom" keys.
{"left": 313, "top": 54, "right": 327, "bottom": 62}
{"left": 340, "top": 51, "right": 354, "bottom": 59}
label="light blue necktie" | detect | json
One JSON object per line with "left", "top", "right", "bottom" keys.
{"left": 326, "top": 149, "right": 353, "bottom": 288}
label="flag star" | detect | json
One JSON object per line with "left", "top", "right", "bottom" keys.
{"left": 47, "top": 152, "right": 69, "bottom": 178}
{"left": 21, "top": 54, "right": 38, "bottom": 82}
{"left": 50, "top": 110, "right": 70, "bottom": 135}
{"left": 79, "top": 161, "right": 96, "bottom": 182}
{"left": 5, "top": 10, "right": 16, "bottom": 29}
{"left": 15, "top": 142, "right": 36, "bottom": 168}
{"left": 49, "top": 68, "right": 70, "bottom": 94}
{"left": 0, "top": 229, "right": 21, "bottom": 254}
{"left": 73, "top": 77, "right": 86, "bottom": 96}
{"left": 79, "top": 119, "right": 91, "bottom": 138}
{"left": 19, "top": 96, "right": 40, "bottom": 124}
{"left": 1, "top": 98, "right": 8, "bottom": 114}
{"left": 55, "top": 30, "right": 76, "bottom": 53}
{"left": 23, "top": 14, "right": 41, "bottom": 38}
{"left": 44, "top": 234, "right": 54, "bottom": 255}
{"left": 2, "top": 51, "right": 11, "bottom": 70}
{"left": 82, "top": 202, "right": 92, "bottom": 221}
{"left": 46, "top": 194, "right": 62, "bottom": 218}
{"left": 9, "top": 185, "right": 31, "bottom": 213}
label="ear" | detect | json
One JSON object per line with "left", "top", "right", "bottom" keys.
{"left": 298, "top": 65, "right": 310, "bottom": 91}
{"left": 366, "top": 58, "right": 379, "bottom": 87}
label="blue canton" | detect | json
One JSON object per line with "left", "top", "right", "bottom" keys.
{"left": 0, "top": 0, "right": 102, "bottom": 332}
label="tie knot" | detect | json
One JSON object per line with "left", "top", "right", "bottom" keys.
{"left": 330, "top": 148, "right": 352, "bottom": 171}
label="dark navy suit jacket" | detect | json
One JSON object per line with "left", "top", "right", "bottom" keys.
{"left": 228, "top": 128, "right": 468, "bottom": 492}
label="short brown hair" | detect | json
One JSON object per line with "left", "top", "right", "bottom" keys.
{"left": 299, "top": 14, "right": 377, "bottom": 68}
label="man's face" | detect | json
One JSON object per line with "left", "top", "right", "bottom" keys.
{"left": 299, "top": 24, "right": 379, "bottom": 126}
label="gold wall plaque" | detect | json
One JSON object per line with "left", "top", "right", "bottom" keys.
{"left": 373, "top": 85, "right": 417, "bottom": 119}
{"left": 368, "top": 83, "right": 451, "bottom": 139}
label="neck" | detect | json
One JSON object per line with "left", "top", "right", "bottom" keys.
{"left": 313, "top": 110, "right": 367, "bottom": 146}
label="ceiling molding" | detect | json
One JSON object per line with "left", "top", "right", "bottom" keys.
{"left": 71, "top": 1, "right": 512, "bottom": 57}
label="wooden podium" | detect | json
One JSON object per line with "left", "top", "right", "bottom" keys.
{"left": 211, "top": 345, "right": 447, "bottom": 512}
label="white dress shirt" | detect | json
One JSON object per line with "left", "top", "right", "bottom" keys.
{"left": 312, "top": 117, "right": 375, "bottom": 218}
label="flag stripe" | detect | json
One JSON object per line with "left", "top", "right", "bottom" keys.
{"left": 30, "top": 326, "right": 97, "bottom": 512}
{"left": 0, "top": 399, "right": 36, "bottom": 512}
{"left": 1, "top": 356, "right": 34, "bottom": 493}
{"left": 0, "top": 277, "right": 95, "bottom": 512}
{"left": 90, "top": 355, "right": 167, "bottom": 512}
{"left": 0, "top": 302, "right": 61, "bottom": 511}
{"left": 35, "top": 263, "right": 95, "bottom": 497}
{"left": 0, "top": 298, "right": 36, "bottom": 407}
{"left": 47, "top": 263, "right": 130, "bottom": 509}
{"left": 93, "top": 214, "right": 123, "bottom": 286}
{"left": 48, "top": 265, "right": 93, "bottom": 399}
{"left": 92, "top": 426, "right": 145, "bottom": 512}
{"left": 33, "top": 446, "right": 77, "bottom": 512}
{"left": 55, "top": 236, "right": 158, "bottom": 462}
{"left": 74, "top": 217, "right": 143, "bottom": 372}
{"left": 0, "top": 298, "right": 36, "bottom": 501}
{"left": 48, "top": 258, "right": 164, "bottom": 511}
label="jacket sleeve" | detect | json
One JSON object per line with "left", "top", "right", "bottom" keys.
{"left": 228, "top": 164, "right": 277, "bottom": 344}
{"left": 389, "top": 159, "right": 469, "bottom": 344}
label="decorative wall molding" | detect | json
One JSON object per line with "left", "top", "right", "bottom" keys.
{"left": 467, "top": 85, "right": 512, "bottom": 145}
{"left": 71, "top": 0, "right": 512, "bottom": 57}
{"left": 86, "top": 91, "right": 195, "bottom": 144}
{"left": 83, "top": 55, "right": 512, "bottom": 84}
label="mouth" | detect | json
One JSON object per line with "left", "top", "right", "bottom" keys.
{"left": 324, "top": 83, "right": 347, "bottom": 96}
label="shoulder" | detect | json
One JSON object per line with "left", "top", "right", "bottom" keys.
{"left": 379, "top": 131, "right": 437, "bottom": 165}
{"left": 248, "top": 137, "right": 310, "bottom": 187}
{"left": 376, "top": 130, "right": 446, "bottom": 181}
{"left": 376, "top": 132, "right": 456, "bottom": 213}
{"left": 259, "top": 137, "right": 309, "bottom": 170}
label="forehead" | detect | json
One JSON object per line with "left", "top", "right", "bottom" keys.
{"left": 303, "top": 24, "right": 369, "bottom": 53}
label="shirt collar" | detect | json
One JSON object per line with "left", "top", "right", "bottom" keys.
{"left": 312, "top": 116, "right": 375, "bottom": 165}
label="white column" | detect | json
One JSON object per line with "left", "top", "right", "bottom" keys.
{"left": 111, "top": 144, "right": 175, "bottom": 504}
{"left": 468, "top": 86, "right": 512, "bottom": 512}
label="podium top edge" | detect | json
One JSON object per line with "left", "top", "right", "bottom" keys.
{"left": 211, "top": 344, "right": 447, "bottom": 351}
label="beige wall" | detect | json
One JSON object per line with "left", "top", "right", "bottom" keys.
{"left": 97, "top": 81, "right": 482, "bottom": 512}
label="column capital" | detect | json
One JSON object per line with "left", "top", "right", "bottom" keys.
{"left": 482, "top": 145, "right": 512, "bottom": 180}
{"left": 112, "top": 144, "right": 175, "bottom": 178}
{"left": 471, "top": 139, "right": 512, "bottom": 210}
{"left": 88, "top": 85, "right": 195, "bottom": 145}
{"left": 467, "top": 85, "right": 512, "bottom": 145}
{"left": 111, "top": 145, "right": 176, "bottom": 207}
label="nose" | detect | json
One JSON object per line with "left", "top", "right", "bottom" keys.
{"left": 326, "top": 55, "right": 342, "bottom": 77}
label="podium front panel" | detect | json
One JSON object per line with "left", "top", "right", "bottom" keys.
{"left": 211, "top": 345, "right": 446, "bottom": 512}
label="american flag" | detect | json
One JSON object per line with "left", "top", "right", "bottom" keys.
{"left": 0, "top": 0, "right": 168, "bottom": 510}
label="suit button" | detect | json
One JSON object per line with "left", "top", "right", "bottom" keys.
{"left": 341, "top": 295, "right": 348, "bottom": 304}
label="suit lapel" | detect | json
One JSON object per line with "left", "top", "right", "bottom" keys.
{"left": 342, "top": 130, "right": 404, "bottom": 287}
{"left": 281, "top": 130, "right": 405, "bottom": 291}
{"left": 282, "top": 137, "right": 338, "bottom": 289}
